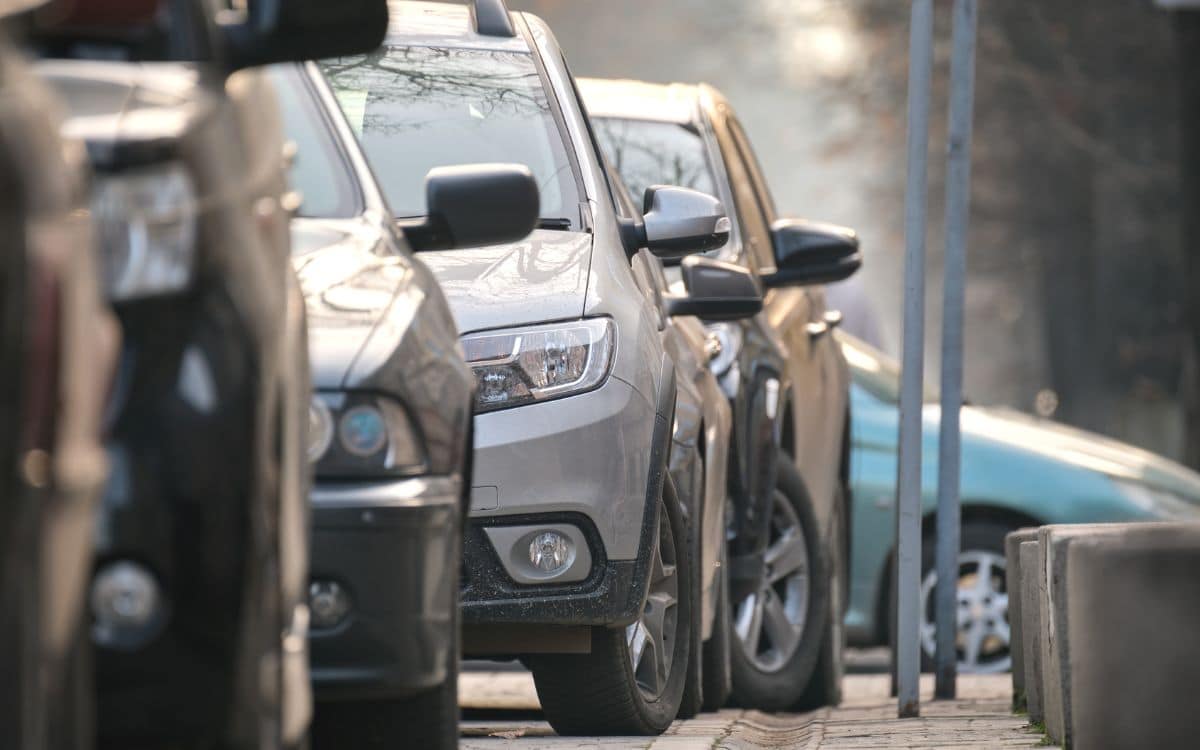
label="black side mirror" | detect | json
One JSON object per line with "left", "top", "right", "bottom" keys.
{"left": 402, "top": 163, "right": 540, "bottom": 252}
{"left": 665, "top": 256, "right": 763, "bottom": 321}
{"left": 762, "top": 218, "right": 861, "bottom": 288}
{"left": 221, "top": 0, "right": 389, "bottom": 71}
{"left": 641, "top": 185, "right": 730, "bottom": 258}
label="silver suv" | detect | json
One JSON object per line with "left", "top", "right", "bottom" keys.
{"left": 319, "top": 0, "right": 757, "bottom": 735}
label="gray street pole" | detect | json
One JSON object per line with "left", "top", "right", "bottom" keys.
{"left": 934, "top": 0, "right": 978, "bottom": 701}
{"left": 896, "top": 0, "right": 934, "bottom": 719}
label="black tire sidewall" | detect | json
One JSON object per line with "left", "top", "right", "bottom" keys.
{"left": 729, "top": 454, "right": 831, "bottom": 711}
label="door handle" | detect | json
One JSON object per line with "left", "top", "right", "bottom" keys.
{"left": 805, "top": 321, "right": 828, "bottom": 338}
{"left": 824, "top": 309, "right": 843, "bottom": 329}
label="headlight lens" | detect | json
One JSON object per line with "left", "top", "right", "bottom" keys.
{"left": 92, "top": 163, "right": 198, "bottom": 300}
{"left": 461, "top": 318, "right": 615, "bottom": 413}
{"left": 309, "top": 393, "right": 425, "bottom": 475}
{"left": 1113, "top": 479, "right": 1200, "bottom": 520}
{"left": 307, "top": 398, "right": 334, "bottom": 463}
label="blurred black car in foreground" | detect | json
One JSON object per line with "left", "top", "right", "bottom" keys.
{"left": 28, "top": 0, "right": 389, "bottom": 746}
{"left": 0, "top": 11, "right": 116, "bottom": 748}
{"left": 272, "top": 62, "right": 537, "bottom": 749}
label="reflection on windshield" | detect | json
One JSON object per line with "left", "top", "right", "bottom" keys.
{"left": 320, "top": 46, "right": 579, "bottom": 225}
{"left": 593, "top": 117, "right": 716, "bottom": 204}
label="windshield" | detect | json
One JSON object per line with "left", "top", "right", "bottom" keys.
{"left": 841, "top": 333, "right": 938, "bottom": 404}
{"left": 592, "top": 117, "right": 717, "bottom": 208}
{"left": 320, "top": 46, "right": 580, "bottom": 227}
{"left": 269, "top": 66, "right": 360, "bottom": 220}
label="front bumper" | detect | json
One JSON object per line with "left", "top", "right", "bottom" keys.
{"left": 308, "top": 475, "right": 460, "bottom": 701}
{"left": 461, "top": 377, "right": 669, "bottom": 629}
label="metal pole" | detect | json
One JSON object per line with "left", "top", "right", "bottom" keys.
{"left": 934, "top": 0, "right": 978, "bottom": 701}
{"left": 896, "top": 0, "right": 934, "bottom": 719}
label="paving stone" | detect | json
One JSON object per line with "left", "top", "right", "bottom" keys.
{"left": 1004, "top": 527, "right": 1039, "bottom": 712}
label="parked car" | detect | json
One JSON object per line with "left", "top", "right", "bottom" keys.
{"left": 605, "top": 167, "right": 740, "bottom": 717}
{"left": 30, "top": 0, "right": 388, "bottom": 746}
{"left": 840, "top": 331, "right": 1200, "bottom": 673}
{"left": 0, "top": 17, "right": 116, "bottom": 749}
{"left": 581, "top": 76, "right": 861, "bottom": 710}
{"left": 320, "top": 0, "right": 756, "bottom": 734}
{"left": 270, "top": 62, "right": 538, "bottom": 749}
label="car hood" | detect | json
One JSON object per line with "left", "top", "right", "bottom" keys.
{"left": 959, "top": 404, "right": 1200, "bottom": 501}
{"left": 417, "top": 229, "right": 593, "bottom": 335}
{"left": 290, "top": 217, "right": 415, "bottom": 389}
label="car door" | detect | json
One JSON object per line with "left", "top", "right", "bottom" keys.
{"left": 714, "top": 110, "right": 838, "bottom": 514}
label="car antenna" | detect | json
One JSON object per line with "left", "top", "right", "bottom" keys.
{"left": 470, "top": 0, "right": 515, "bottom": 38}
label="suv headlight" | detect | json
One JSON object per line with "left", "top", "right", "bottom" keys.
{"left": 308, "top": 392, "right": 426, "bottom": 476}
{"left": 92, "top": 163, "right": 197, "bottom": 300}
{"left": 1113, "top": 479, "right": 1200, "bottom": 520}
{"left": 461, "top": 318, "right": 615, "bottom": 413}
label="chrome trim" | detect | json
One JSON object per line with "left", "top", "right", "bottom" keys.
{"left": 310, "top": 475, "right": 460, "bottom": 508}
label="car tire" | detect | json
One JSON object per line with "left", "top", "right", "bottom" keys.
{"left": 527, "top": 477, "right": 692, "bottom": 736}
{"left": 700, "top": 533, "right": 733, "bottom": 712}
{"left": 793, "top": 482, "right": 848, "bottom": 710}
{"left": 729, "top": 453, "right": 831, "bottom": 712}
{"left": 918, "top": 519, "right": 1012, "bottom": 674}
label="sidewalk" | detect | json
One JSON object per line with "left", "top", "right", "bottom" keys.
{"left": 460, "top": 672, "right": 1053, "bottom": 749}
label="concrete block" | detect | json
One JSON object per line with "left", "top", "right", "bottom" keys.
{"left": 1017, "top": 540, "right": 1043, "bottom": 725}
{"left": 1004, "top": 527, "right": 1039, "bottom": 712}
{"left": 1035, "top": 523, "right": 1127, "bottom": 747}
{"left": 1068, "top": 523, "right": 1200, "bottom": 750}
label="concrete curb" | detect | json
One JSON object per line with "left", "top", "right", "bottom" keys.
{"left": 1004, "top": 527, "right": 1038, "bottom": 712}
{"left": 1017, "top": 540, "right": 1043, "bottom": 725}
{"left": 1068, "top": 523, "right": 1200, "bottom": 749}
{"left": 1034, "top": 524, "right": 1126, "bottom": 747}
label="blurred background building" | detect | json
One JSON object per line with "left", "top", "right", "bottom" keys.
{"left": 511, "top": 0, "right": 1197, "bottom": 466}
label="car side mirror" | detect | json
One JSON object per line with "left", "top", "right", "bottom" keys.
{"left": 762, "top": 218, "right": 861, "bottom": 287}
{"left": 221, "top": 0, "right": 389, "bottom": 71}
{"left": 641, "top": 185, "right": 730, "bottom": 258}
{"left": 665, "top": 256, "right": 763, "bottom": 321}
{"left": 402, "top": 163, "right": 540, "bottom": 252}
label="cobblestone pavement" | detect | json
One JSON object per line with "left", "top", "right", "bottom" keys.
{"left": 459, "top": 671, "right": 1053, "bottom": 749}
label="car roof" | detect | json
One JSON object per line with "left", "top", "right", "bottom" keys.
{"left": 384, "top": 1, "right": 531, "bottom": 53}
{"left": 577, "top": 77, "right": 701, "bottom": 125}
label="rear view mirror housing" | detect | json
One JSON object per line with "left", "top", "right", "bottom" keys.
{"left": 641, "top": 185, "right": 730, "bottom": 259}
{"left": 402, "top": 163, "right": 540, "bottom": 252}
{"left": 762, "top": 218, "right": 861, "bottom": 288}
{"left": 665, "top": 256, "right": 762, "bottom": 322}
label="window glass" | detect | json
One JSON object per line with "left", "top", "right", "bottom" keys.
{"left": 320, "top": 46, "right": 580, "bottom": 227}
{"left": 269, "top": 66, "right": 359, "bottom": 220}
{"left": 592, "top": 117, "right": 717, "bottom": 204}
{"left": 723, "top": 116, "right": 777, "bottom": 271}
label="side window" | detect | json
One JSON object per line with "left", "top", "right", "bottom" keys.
{"left": 728, "top": 117, "right": 779, "bottom": 222}
{"left": 560, "top": 53, "right": 627, "bottom": 213}
{"left": 714, "top": 109, "right": 775, "bottom": 273}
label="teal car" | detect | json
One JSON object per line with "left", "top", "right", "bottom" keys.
{"left": 842, "top": 332, "right": 1200, "bottom": 672}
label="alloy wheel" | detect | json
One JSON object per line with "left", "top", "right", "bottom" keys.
{"left": 625, "top": 503, "right": 680, "bottom": 701}
{"left": 733, "top": 489, "right": 810, "bottom": 673}
{"left": 919, "top": 550, "right": 1010, "bottom": 673}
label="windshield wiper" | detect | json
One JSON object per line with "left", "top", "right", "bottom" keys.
{"left": 537, "top": 217, "right": 573, "bottom": 230}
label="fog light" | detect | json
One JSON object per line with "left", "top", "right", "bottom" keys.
{"left": 91, "top": 561, "right": 163, "bottom": 649}
{"left": 529, "top": 531, "right": 571, "bottom": 573}
{"left": 309, "top": 581, "right": 351, "bottom": 629}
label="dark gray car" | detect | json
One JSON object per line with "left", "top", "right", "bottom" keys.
{"left": 272, "top": 62, "right": 537, "bottom": 749}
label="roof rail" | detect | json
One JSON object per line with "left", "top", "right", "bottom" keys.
{"left": 471, "top": 0, "right": 515, "bottom": 37}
